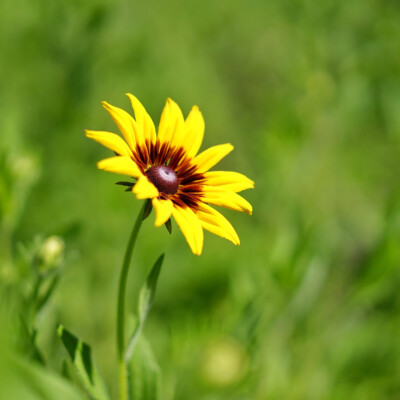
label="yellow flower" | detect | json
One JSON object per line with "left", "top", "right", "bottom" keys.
{"left": 86, "top": 94, "right": 253, "bottom": 255}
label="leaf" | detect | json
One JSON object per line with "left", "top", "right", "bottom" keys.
{"left": 164, "top": 219, "right": 172, "bottom": 234}
{"left": 142, "top": 199, "right": 153, "bottom": 221}
{"left": 116, "top": 180, "right": 136, "bottom": 192}
{"left": 62, "top": 360, "right": 73, "bottom": 381}
{"left": 116, "top": 181, "right": 135, "bottom": 187}
{"left": 0, "top": 355, "right": 87, "bottom": 400}
{"left": 57, "top": 325, "right": 110, "bottom": 400}
{"left": 19, "top": 316, "right": 45, "bottom": 365}
{"left": 128, "top": 336, "right": 161, "bottom": 400}
{"left": 36, "top": 275, "right": 60, "bottom": 313}
{"left": 125, "top": 254, "right": 164, "bottom": 362}
{"left": 138, "top": 254, "right": 163, "bottom": 324}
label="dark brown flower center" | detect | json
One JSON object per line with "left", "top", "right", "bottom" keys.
{"left": 146, "top": 165, "right": 179, "bottom": 194}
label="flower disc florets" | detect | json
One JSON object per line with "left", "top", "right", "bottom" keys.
{"left": 146, "top": 165, "right": 179, "bottom": 195}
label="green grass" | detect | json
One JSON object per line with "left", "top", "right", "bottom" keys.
{"left": 1, "top": 0, "right": 400, "bottom": 399}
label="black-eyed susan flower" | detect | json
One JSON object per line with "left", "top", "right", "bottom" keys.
{"left": 86, "top": 94, "right": 253, "bottom": 255}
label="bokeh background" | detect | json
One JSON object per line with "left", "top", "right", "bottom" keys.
{"left": 1, "top": 0, "right": 400, "bottom": 399}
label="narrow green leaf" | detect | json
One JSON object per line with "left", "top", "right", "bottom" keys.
{"left": 125, "top": 254, "right": 164, "bottom": 361}
{"left": 58, "top": 326, "right": 79, "bottom": 361}
{"left": 138, "top": 254, "right": 163, "bottom": 324}
{"left": 36, "top": 275, "right": 60, "bottom": 312}
{"left": 62, "top": 360, "right": 73, "bottom": 381}
{"left": 142, "top": 199, "right": 153, "bottom": 220}
{"left": 164, "top": 219, "right": 172, "bottom": 234}
{"left": 116, "top": 180, "right": 135, "bottom": 187}
{"left": 128, "top": 336, "right": 161, "bottom": 400}
{"left": 57, "top": 325, "right": 110, "bottom": 400}
{"left": 7, "top": 356, "right": 87, "bottom": 400}
{"left": 19, "top": 316, "right": 45, "bottom": 365}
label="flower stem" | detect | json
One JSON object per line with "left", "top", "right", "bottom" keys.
{"left": 117, "top": 202, "right": 146, "bottom": 400}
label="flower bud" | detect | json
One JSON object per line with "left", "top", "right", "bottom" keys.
{"left": 38, "top": 236, "right": 64, "bottom": 271}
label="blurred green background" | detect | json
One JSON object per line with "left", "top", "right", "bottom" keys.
{"left": 1, "top": 0, "right": 400, "bottom": 399}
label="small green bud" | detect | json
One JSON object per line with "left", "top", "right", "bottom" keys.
{"left": 38, "top": 236, "right": 64, "bottom": 272}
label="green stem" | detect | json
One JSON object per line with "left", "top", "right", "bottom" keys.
{"left": 118, "top": 363, "right": 128, "bottom": 400}
{"left": 117, "top": 202, "right": 146, "bottom": 400}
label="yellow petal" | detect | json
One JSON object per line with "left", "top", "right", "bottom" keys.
{"left": 126, "top": 93, "right": 156, "bottom": 146}
{"left": 157, "top": 98, "right": 184, "bottom": 150}
{"left": 203, "top": 171, "right": 254, "bottom": 192}
{"left": 201, "top": 187, "right": 253, "bottom": 215}
{"left": 152, "top": 198, "right": 173, "bottom": 227}
{"left": 192, "top": 144, "right": 234, "bottom": 173}
{"left": 132, "top": 176, "right": 159, "bottom": 200}
{"left": 172, "top": 206, "right": 204, "bottom": 255}
{"left": 102, "top": 101, "right": 136, "bottom": 150}
{"left": 97, "top": 156, "right": 142, "bottom": 178}
{"left": 85, "top": 130, "right": 132, "bottom": 157}
{"left": 196, "top": 203, "right": 240, "bottom": 245}
{"left": 183, "top": 106, "right": 205, "bottom": 158}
